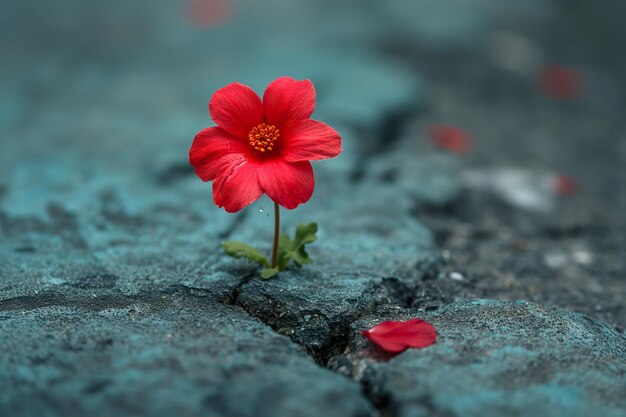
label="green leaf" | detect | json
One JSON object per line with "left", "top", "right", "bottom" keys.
{"left": 293, "top": 223, "right": 318, "bottom": 247}
{"left": 259, "top": 268, "right": 279, "bottom": 279}
{"left": 276, "top": 223, "right": 318, "bottom": 270}
{"left": 276, "top": 233, "right": 293, "bottom": 270}
{"left": 221, "top": 241, "right": 270, "bottom": 268}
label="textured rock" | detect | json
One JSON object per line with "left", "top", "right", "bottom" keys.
{"left": 222, "top": 124, "right": 457, "bottom": 362}
{"left": 0, "top": 295, "right": 374, "bottom": 417}
{"left": 0, "top": 1, "right": 448, "bottom": 413}
{"left": 230, "top": 181, "right": 446, "bottom": 362}
{"left": 338, "top": 300, "right": 626, "bottom": 417}
{"left": 2, "top": 0, "right": 626, "bottom": 416}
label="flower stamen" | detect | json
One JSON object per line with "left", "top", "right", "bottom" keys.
{"left": 249, "top": 123, "right": 280, "bottom": 154}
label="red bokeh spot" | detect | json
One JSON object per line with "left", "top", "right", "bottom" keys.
{"left": 428, "top": 124, "right": 471, "bottom": 154}
{"left": 554, "top": 175, "right": 578, "bottom": 196}
{"left": 185, "top": 0, "right": 233, "bottom": 28}
{"left": 538, "top": 66, "right": 583, "bottom": 100}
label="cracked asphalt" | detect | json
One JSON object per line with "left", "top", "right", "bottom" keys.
{"left": 1, "top": 1, "right": 625, "bottom": 416}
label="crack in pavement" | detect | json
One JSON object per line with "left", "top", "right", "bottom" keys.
{"left": 218, "top": 275, "right": 431, "bottom": 417}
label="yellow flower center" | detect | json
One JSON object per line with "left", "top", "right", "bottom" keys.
{"left": 248, "top": 123, "right": 280, "bottom": 154}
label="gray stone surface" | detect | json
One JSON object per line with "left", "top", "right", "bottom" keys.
{"left": 2, "top": 0, "right": 626, "bottom": 416}
{"left": 0, "top": 295, "right": 375, "bottom": 417}
{"left": 1, "top": 0, "right": 450, "bottom": 414}
{"left": 229, "top": 151, "right": 454, "bottom": 363}
{"left": 335, "top": 300, "right": 626, "bottom": 417}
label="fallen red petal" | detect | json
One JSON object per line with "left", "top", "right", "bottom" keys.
{"left": 361, "top": 318, "right": 437, "bottom": 353}
{"left": 554, "top": 175, "right": 578, "bottom": 196}
{"left": 428, "top": 124, "right": 471, "bottom": 154}
{"left": 538, "top": 66, "right": 583, "bottom": 100}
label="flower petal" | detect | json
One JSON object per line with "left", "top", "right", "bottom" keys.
{"left": 397, "top": 319, "right": 439, "bottom": 349}
{"left": 361, "top": 318, "right": 437, "bottom": 353}
{"left": 263, "top": 77, "right": 315, "bottom": 128}
{"left": 257, "top": 159, "right": 314, "bottom": 210}
{"left": 360, "top": 332, "right": 407, "bottom": 353}
{"left": 189, "top": 127, "right": 249, "bottom": 181}
{"left": 209, "top": 82, "right": 264, "bottom": 137}
{"left": 213, "top": 160, "right": 262, "bottom": 213}
{"left": 282, "top": 120, "right": 342, "bottom": 162}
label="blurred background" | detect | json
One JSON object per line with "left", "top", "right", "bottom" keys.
{"left": 1, "top": 0, "right": 624, "bottom": 324}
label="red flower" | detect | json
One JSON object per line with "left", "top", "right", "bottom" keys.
{"left": 361, "top": 318, "right": 437, "bottom": 353}
{"left": 190, "top": 77, "right": 342, "bottom": 212}
{"left": 428, "top": 124, "right": 471, "bottom": 154}
{"left": 538, "top": 66, "right": 583, "bottom": 100}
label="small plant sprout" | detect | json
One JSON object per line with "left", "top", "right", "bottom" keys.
{"left": 189, "top": 77, "right": 342, "bottom": 278}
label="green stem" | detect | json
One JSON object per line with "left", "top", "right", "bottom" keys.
{"left": 271, "top": 201, "right": 280, "bottom": 268}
